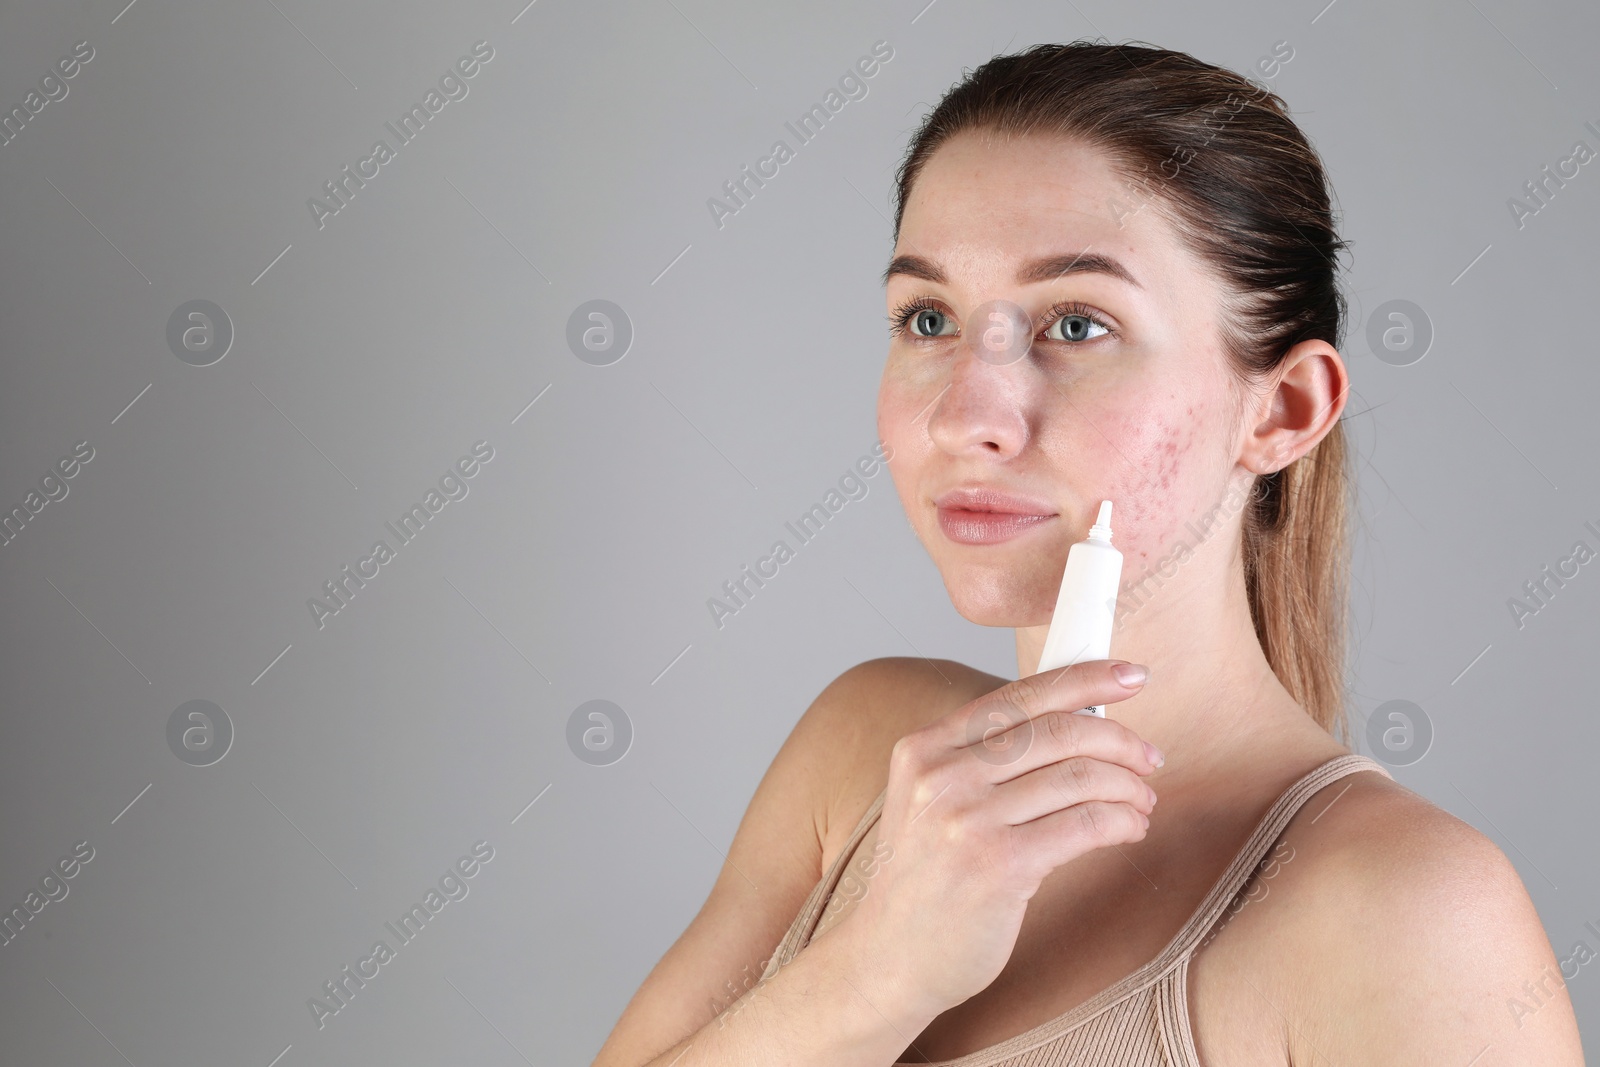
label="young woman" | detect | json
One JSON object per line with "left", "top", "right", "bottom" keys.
{"left": 593, "top": 41, "right": 1585, "bottom": 1066}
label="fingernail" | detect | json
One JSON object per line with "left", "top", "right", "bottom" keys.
{"left": 1146, "top": 785, "right": 1158, "bottom": 806}
{"left": 1139, "top": 812, "right": 1150, "bottom": 829}
{"left": 1112, "top": 662, "right": 1148, "bottom": 687}
{"left": 1143, "top": 741, "right": 1165, "bottom": 768}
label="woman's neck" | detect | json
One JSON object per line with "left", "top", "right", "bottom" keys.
{"left": 1012, "top": 533, "right": 1329, "bottom": 780}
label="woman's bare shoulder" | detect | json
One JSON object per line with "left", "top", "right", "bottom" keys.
{"left": 1263, "top": 768, "right": 1525, "bottom": 940}
{"left": 1273, "top": 767, "right": 1510, "bottom": 902}
{"left": 807, "top": 657, "right": 1006, "bottom": 866}
{"left": 1239, "top": 769, "right": 1584, "bottom": 1061}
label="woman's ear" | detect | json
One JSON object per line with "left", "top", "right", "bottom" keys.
{"left": 1239, "top": 339, "right": 1349, "bottom": 473}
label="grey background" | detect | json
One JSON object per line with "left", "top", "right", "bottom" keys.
{"left": 0, "top": 0, "right": 1595, "bottom": 1062}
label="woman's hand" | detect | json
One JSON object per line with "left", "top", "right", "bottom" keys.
{"left": 826, "top": 659, "right": 1160, "bottom": 1020}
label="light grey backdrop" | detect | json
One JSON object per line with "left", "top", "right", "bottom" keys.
{"left": 1, "top": 0, "right": 1596, "bottom": 1062}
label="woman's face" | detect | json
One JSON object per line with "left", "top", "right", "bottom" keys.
{"left": 878, "top": 129, "right": 1255, "bottom": 627}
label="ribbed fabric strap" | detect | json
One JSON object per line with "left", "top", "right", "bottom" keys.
{"left": 760, "top": 787, "right": 889, "bottom": 981}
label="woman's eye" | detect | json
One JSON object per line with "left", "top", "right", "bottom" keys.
{"left": 907, "top": 307, "right": 956, "bottom": 338}
{"left": 1044, "top": 313, "right": 1110, "bottom": 343}
{"left": 893, "top": 301, "right": 1114, "bottom": 345}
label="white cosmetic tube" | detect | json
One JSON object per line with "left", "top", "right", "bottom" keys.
{"left": 1035, "top": 500, "right": 1123, "bottom": 716}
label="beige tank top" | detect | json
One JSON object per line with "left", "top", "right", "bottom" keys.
{"left": 759, "top": 752, "right": 1393, "bottom": 1065}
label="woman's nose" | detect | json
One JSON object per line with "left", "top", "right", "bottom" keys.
{"left": 925, "top": 325, "right": 1034, "bottom": 458}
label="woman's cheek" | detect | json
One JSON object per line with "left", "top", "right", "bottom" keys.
{"left": 1097, "top": 413, "right": 1201, "bottom": 567}
{"left": 877, "top": 389, "right": 915, "bottom": 463}
{"left": 877, "top": 379, "right": 930, "bottom": 514}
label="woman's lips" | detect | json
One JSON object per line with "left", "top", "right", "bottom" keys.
{"left": 936, "top": 507, "right": 1055, "bottom": 545}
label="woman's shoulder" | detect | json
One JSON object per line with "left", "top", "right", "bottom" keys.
{"left": 1262, "top": 764, "right": 1529, "bottom": 949}
{"left": 1226, "top": 763, "right": 1582, "bottom": 1059}
{"left": 1271, "top": 763, "right": 1517, "bottom": 915}
{"left": 803, "top": 657, "right": 1005, "bottom": 867}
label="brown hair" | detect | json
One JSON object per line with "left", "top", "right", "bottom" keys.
{"left": 888, "top": 40, "right": 1356, "bottom": 744}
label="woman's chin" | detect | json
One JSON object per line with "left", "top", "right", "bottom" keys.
{"left": 941, "top": 576, "right": 1056, "bottom": 629}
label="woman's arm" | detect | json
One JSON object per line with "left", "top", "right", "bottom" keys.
{"left": 589, "top": 658, "right": 957, "bottom": 1067}
{"left": 616, "top": 920, "right": 939, "bottom": 1067}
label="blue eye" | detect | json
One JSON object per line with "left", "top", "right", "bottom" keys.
{"left": 889, "top": 298, "right": 1116, "bottom": 345}
{"left": 1043, "top": 309, "right": 1111, "bottom": 342}
{"left": 889, "top": 300, "right": 957, "bottom": 338}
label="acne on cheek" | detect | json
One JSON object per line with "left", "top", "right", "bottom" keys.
{"left": 1102, "top": 414, "right": 1201, "bottom": 564}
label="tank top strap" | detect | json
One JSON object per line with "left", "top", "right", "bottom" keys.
{"left": 760, "top": 785, "right": 889, "bottom": 981}
{"left": 1162, "top": 752, "right": 1393, "bottom": 963}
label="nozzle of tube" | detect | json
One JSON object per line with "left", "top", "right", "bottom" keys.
{"left": 1086, "top": 500, "right": 1113, "bottom": 543}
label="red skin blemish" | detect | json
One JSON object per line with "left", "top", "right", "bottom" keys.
{"left": 1097, "top": 416, "right": 1197, "bottom": 566}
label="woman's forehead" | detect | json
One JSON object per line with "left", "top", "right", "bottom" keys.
{"left": 894, "top": 134, "right": 1200, "bottom": 294}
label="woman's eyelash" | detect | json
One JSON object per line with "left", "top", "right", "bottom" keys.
{"left": 885, "top": 296, "right": 941, "bottom": 337}
{"left": 886, "top": 298, "right": 1117, "bottom": 341}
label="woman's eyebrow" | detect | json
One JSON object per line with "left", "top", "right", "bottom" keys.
{"left": 881, "top": 251, "right": 1143, "bottom": 291}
